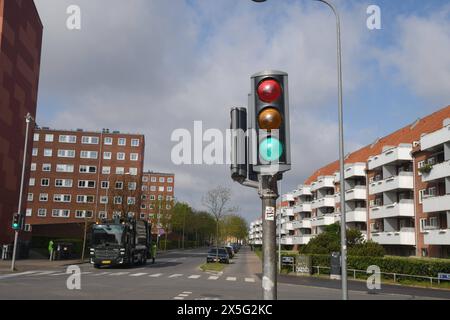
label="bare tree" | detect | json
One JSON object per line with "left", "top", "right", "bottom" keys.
{"left": 202, "top": 186, "right": 237, "bottom": 252}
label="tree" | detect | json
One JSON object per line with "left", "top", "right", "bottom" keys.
{"left": 222, "top": 214, "right": 248, "bottom": 243}
{"left": 202, "top": 186, "right": 237, "bottom": 249}
{"left": 171, "top": 202, "right": 193, "bottom": 249}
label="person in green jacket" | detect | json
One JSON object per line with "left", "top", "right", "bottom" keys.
{"left": 48, "top": 240, "right": 54, "bottom": 261}
{"left": 151, "top": 244, "right": 157, "bottom": 264}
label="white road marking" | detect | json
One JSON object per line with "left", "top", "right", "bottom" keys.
{"left": 129, "top": 273, "right": 147, "bottom": 277}
{"left": 91, "top": 272, "right": 111, "bottom": 276}
{"left": 226, "top": 277, "right": 237, "bottom": 281}
{"left": 81, "top": 272, "right": 92, "bottom": 275}
{"left": 31, "top": 271, "right": 58, "bottom": 276}
{"left": 245, "top": 277, "right": 255, "bottom": 283}
{"left": 179, "top": 294, "right": 189, "bottom": 297}
{"left": 50, "top": 273, "right": 68, "bottom": 276}
{"left": 188, "top": 275, "right": 201, "bottom": 279}
{"left": 149, "top": 273, "right": 163, "bottom": 277}
{"left": 0, "top": 271, "right": 38, "bottom": 280}
{"left": 183, "top": 291, "right": 192, "bottom": 294}
{"left": 208, "top": 276, "right": 219, "bottom": 280}
{"left": 174, "top": 297, "right": 184, "bottom": 300}
{"left": 169, "top": 274, "right": 183, "bottom": 278}
{"left": 109, "top": 272, "right": 129, "bottom": 276}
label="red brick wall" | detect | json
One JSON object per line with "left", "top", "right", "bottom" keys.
{"left": 0, "top": 0, "right": 42, "bottom": 245}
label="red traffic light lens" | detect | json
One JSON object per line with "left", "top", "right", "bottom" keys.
{"left": 257, "top": 79, "right": 282, "bottom": 103}
{"left": 258, "top": 107, "right": 282, "bottom": 130}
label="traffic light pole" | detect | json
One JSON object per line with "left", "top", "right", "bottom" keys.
{"left": 11, "top": 113, "right": 34, "bottom": 271}
{"left": 259, "top": 175, "right": 279, "bottom": 300}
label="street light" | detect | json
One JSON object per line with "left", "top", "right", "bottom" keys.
{"left": 251, "top": 0, "right": 348, "bottom": 300}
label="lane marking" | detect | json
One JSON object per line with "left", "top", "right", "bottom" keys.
{"left": 188, "top": 275, "right": 201, "bottom": 279}
{"left": 208, "top": 276, "right": 219, "bottom": 280}
{"left": 245, "top": 277, "right": 256, "bottom": 283}
{"left": 179, "top": 294, "right": 189, "bottom": 297}
{"left": 174, "top": 297, "right": 184, "bottom": 300}
{"left": 149, "top": 273, "right": 163, "bottom": 278}
{"left": 109, "top": 272, "right": 129, "bottom": 276}
{"left": 183, "top": 291, "right": 192, "bottom": 294}
{"left": 169, "top": 274, "right": 183, "bottom": 278}
{"left": 226, "top": 277, "right": 237, "bottom": 282}
{"left": 0, "top": 271, "right": 38, "bottom": 280}
{"left": 90, "top": 272, "right": 111, "bottom": 276}
{"left": 30, "top": 271, "right": 58, "bottom": 276}
{"left": 130, "top": 273, "right": 148, "bottom": 277}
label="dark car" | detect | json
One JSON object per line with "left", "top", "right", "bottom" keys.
{"left": 206, "top": 247, "right": 230, "bottom": 264}
{"left": 224, "top": 246, "right": 234, "bottom": 259}
{"left": 231, "top": 243, "right": 240, "bottom": 253}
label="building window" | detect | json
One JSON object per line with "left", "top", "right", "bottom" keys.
{"left": 98, "top": 211, "right": 107, "bottom": 219}
{"left": 129, "top": 168, "right": 138, "bottom": 176}
{"left": 118, "top": 138, "right": 126, "bottom": 146}
{"left": 167, "top": 177, "right": 173, "bottom": 183}
{"left": 142, "top": 185, "right": 148, "bottom": 191}
{"left": 103, "top": 152, "right": 112, "bottom": 160}
{"left": 33, "top": 133, "right": 40, "bottom": 142}
{"left": 38, "top": 209, "right": 47, "bottom": 217}
{"left": 45, "top": 134, "right": 54, "bottom": 142}
{"left": 81, "top": 136, "right": 99, "bottom": 144}
{"left": 117, "top": 152, "right": 126, "bottom": 161}
{"left": 59, "top": 135, "right": 77, "bottom": 143}
{"left": 150, "top": 195, "right": 156, "bottom": 201}
{"left": 166, "top": 196, "right": 172, "bottom": 201}
{"left": 116, "top": 167, "right": 125, "bottom": 175}
{"left": 159, "top": 177, "right": 165, "bottom": 183}
{"left": 128, "top": 197, "right": 136, "bottom": 205}
{"left": 142, "top": 176, "right": 148, "bottom": 182}
{"left": 32, "top": 148, "right": 38, "bottom": 156}
{"left": 128, "top": 182, "right": 137, "bottom": 190}
{"left": 130, "top": 153, "right": 139, "bottom": 161}
{"left": 56, "top": 164, "right": 74, "bottom": 173}
{"left": 104, "top": 137, "right": 113, "bottom": 145}
{"left": 39, "top": 193, "right": 49, "bottom": 202}
{"left": 55, "top": 179, "right": 73, "bottom": 187}
{"left": 54, "top": 194, "right": 71, "bottom": 203}
{"left": 31, "top": 163, "right": 37, "bottom": 171}
{"left": 78, "top": 180, "right": 96, "bottom": 188}
{"left": 52, "top": 209, "right": 70, "bottom": 218}
{"left": 44, "top": 149, "right": 53, "bottom": 157}
{"left": 114, "top": 196, "right": 122, "bottom": 204}
{"left": 168, "top": 187, "right": 173, "bottom": 192}
{"left": 29, "top": 178, "right": 35, "bottom": 186}
{"left": 141, "top": 204, "right": 146, "bottom": 209}
{"left": 58, "top": 149, "right": 76, "bottom": 158}
{"left": 151, "top": 177, "right": 157, "bottom": 183}
{"left": 166, "top": 204, "right": 171, "bottom": 210}
{"left": 102, "top": 166, "right": 111, "bottom": 174}
{"left": 140, "top": 213, "right": 146, "bottom": 219}
{"left": 77, "top": 195, "right": 95, "bottom": 204}
{"left": 26, "top": 208, "right": 32, "bottom": 217}
{"left": 80, "top": 151, "right": 98, "bottom": 159}
{"left": 42, "top": 163, "right": 51, "bottom": 172}
{"left": 150, "top": 186, "right": 156, "bottom": 192}
{"left": 100, "top": 196, "right": 108, "bottom": 204}
{"left": 131, "top": 139, "right": 139, "bottom": 147}
{"left": 79, "top": 165, "right": 97, "bottom": 173}
{"left": 159, "top": 186, "right": 165, "bottom": 192}
{"left": 115, "top": 182, "right": 124, "bottom": 190}
{"left": 75, "top": 210, "right": 93, "bottom": 219}
{"left": 27, "top": 193, "right": 34, "bottom": 202}
{"left": 101, "top": 181, "right": 109, "bottom": 189}
{"left": 41, "top": 179, "right": 50, "bottom": 187}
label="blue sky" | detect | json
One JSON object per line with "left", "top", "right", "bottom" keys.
{"left": 34, "top": 0, "right": 450, "bottom": 222}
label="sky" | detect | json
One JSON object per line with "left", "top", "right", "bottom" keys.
{"left": 33, "top": 0, "right": 450, "bottom": 223}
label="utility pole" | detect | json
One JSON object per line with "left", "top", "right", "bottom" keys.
{"left": 11, "top": 113, "right": 34, "bottom": 271}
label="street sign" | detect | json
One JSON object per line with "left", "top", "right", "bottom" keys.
{"left": 438, "top": 273, "right": 450, "bottom": 280}
{"left": 265, "top": 206, "right": 275, "bottom": 221}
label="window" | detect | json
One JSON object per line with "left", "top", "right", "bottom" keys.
{"left": 80, "top": 151, "right": 98, "bottom": 159}
{"left": 159, "top": 186, "right": 165, "bottom": 192}
{"left": 166, "top": 204, "right": 171, "bottom": 210}
{"left": 150, "top": 186, "right": 156, "bottom": 192}
{"left": 55, "top": 179, "right": 73, "bottom": 187}
{"left": 166, "top": 196, "right": 172, "bottom": 201}
{"left": 104, "top": 137, "right": 113, "bottom": 145}
{"left": 44, "top": 149, "right": 53, "bottom": 157}
{"left": 103, "top": 152, "right": 112, "bottom": 160}
{"left": 33, "top": 133, "right": 40, "bottom": 142}
{"left": 54, "top": 194, "right": 71, "bottom": 203}
{"left": 151, "top": 177, "right": 157, "bottom": 182}
{"left": 52, "top": 209, "right": 70, "bottom": 218}
{"left": 41, "top": 179, "right": 50, "bottom": 187}
{"left": 140, "top": 213, "right": 146, "bottom": 219}
{"left": 142, "top": 185, "right": 148, "bottom": 191}
{"left": 428, "top": 157, "right": 436, "bottom": 165}
{"left": 129, "top": 168, "right": 138, "bottom": 176}
{"left": 114, "top": 196, "right": 122, "bottom": 204}
{"left": 45, "top": 134, "right": 54, "bottom": 142}
{"left": 100, "top": 196, "right": 108, "bottom": 204}
{"left": 31, "top": 163, "right": 37, "bottom": 171}
{"left": 113, "top": 211, "right": 121, "bottom": 219}
{"left": 102, "top": 166, "right": 111, "bottom": 174}
{"left": 419, "top": 189, "right": 426, "bottom": 204}
{"left": 75, "top": 210, "right": 93, "bottom": 219}
{"left": 418, "top": 160, "right": 425, "bottom": 169}
{"left": 29, "top": 178, "right": 35, "bottom": 186}
{"left": 128, "top": 182, "right": 137, "bottom": 190}
{"left": 78, "top": 180, "right": 96, "bottom": 188}
{"left": 142, "top": 195, "right": 147, "bottom": 200}
{"left": 141, "top": 204, "right": 146, "bottom": 209}
{"left": 77, "top": 195, "right": 95, "bottom": 203}
{"left": 26, "top": 208, "right": 32, "bottom": 217}
{"left": 81, "top": 136, "right": 99, "bottom": 144}
{"left": 117, "top": 152, "right": 126, "bottom": 161}
{"left": 59, "top": 135, "right": 77, "bottom": 143}
{"left": 101, "top": 181, "right": 109, "bottom": 189}
{"left": 39, "top": 193, "right": 48, "bottom": 202}
{"left": 128, "top": 197, "right": 136, "bottom": 205}
{"left": 167, "top": 177, "right": 173, "bottom": 183}
{"left": 428, "top": 187, "right": 437, "bottom": 197}
{"left": 115, "top": 182, "right": 123, "bottom": 190}
{"left": 150, "top": 195, "right": 156, "bottom": 201}
{"left": 118, "top": 138, "right": 126, "bottom": 146}
{"left": 58, "top": 149, "right": 75, "bottom": 158}
{"left": 158, "top": 195, "right": 163, "bottom": 201}
{"left": 142, "top": 176, "right": 148, "bottom": 182}
{"left": 38, "top": 209, "right": 47, "bottom": 217}
{"left": 159, "top": 177, "right": 165, "bottom": 183}
{"left": 27, "top": 193, "right": 34, "bottom": 202}
{"left": 56, "top": 164, "right": 74, "bottom": 173}
{"left": 79, "top": 165, "right": 97, "bottom": 173}
{"left": 42, "top": 163, "right": 51, "bottom": 172}
{"left": 32, "top": 148, "right": 38, "bottom": 156}
{"left": 130, "top": 153, "right": 139, "bottom": 161}
{"left": 168, "top": 187, "right": 173, "bottom": 192}
{"left": 131, "top": 139, "right": 140, "bottom": 147}
{"left": 98, "top": 211, "right": 107, "bottom": 219}
{"left": 116, "top": 167, "right": 125, "bottom": 175}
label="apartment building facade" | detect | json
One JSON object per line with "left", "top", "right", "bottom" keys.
{"left": 25, "top": 128, "right": 145, "bottom": 237}
{"left": 0, "top": 0, "right": 43, "bottom": 247}
{"left": 249, "top": 105, "right": 450, "bottom": 258}
{"left": 140, "top": 171, "right": 175, "bottom": 235}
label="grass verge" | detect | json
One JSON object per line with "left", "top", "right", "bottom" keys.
{"left": 200, "top": 263, "right": 226, "bottom": 272}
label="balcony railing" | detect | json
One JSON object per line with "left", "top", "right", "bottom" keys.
{"left": 424, "top": 229, "right": 450, "bottom": 245}
{"left": 421, "top": 125, "right": 450, "bottom": 151}
{"left": 293, "top": 203, "right": 312, "bottom": 213}
{"left": 369, "top": 172, "right": 414, "bottom": 195}
{"left": 370, "top": 228, "right": 416, "bottom": 245}
{"left": 369, "top": 199, "right": 414, "bottom": 220}
{"left": 311, "top": 195, "right": 335, "bottom": 209}
{"left": 311, "top": 214, "right": 340, "bottom": 227}
{"left": 423, "top": 194, "right": 450, "bottom": 213}
{"left": 421, "top": 160, "right": 450, "bottom": 182}
{"left": 368, "top": 145, "right": 412, "bottom": 170}
{"left": 311, "top": 176, "right": 335, "bottom": 192}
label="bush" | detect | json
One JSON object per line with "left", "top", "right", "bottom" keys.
{"left": 348, "top": 241, "right": 385, "bottom": 257}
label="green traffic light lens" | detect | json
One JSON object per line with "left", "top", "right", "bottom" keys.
{"left": 259, "top": 137, "right": 283, "bottom": 162}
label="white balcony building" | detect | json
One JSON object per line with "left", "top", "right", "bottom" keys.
{"left": 311, "top": 195, "right": 335, "bottom": 209}
{"left": 369, "top": 172, "right": 414, "bottom": 195}
{"left": 311, "top": 176, "right": 335, "bottom": 192}
{"left": 369, "top": 199, "right": 415, "bottom": 220}
{"left": 371, "top": 228, "right": 416, "bottom": 246}
{"left": 368, "top": 144, "right": 413, "bottom": 170}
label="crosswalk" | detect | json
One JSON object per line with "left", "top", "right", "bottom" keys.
{"left": 0, "top": 270, "right": 259, "bottom": 284}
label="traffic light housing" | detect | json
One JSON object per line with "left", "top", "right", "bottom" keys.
{"left": 251, "top": 70, "right": 291, "bottom": 175}
{"left": 12, "top": 213, "right": 21, "bottom": 230}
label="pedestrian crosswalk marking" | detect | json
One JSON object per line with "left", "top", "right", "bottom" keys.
{"left": 50, "top": 272, "right": 67, "bottom": 276}
{"left": 149, "top": 273, "right": 163, "bottom": 277}
{"left": 169, "top": 274, "right": 183, "bottom": 278}
{"left": 188, "top": 275, "right": 201, "bottom": 279}
{"left": 110, "top": 272, "right": 129, "bottom": 276}
{"left": 226, "top": 277, "right": 237, "bottom": 281}
{"left": 31, "top": 271, "right": 58, "bottom": 276}
{"left": 245, "top": 278, "right": 255, "bottom": 283}
{"left": 91, "top": 272, "right": 111, "bottom": 276}
{"left": 0, "top": 271, "right": 38, "bottom": 280}
{"left": 179, "top": 294, "right": 189, "bottom": 297}
{"left": 174, "top": 297, "right": 184, "bottom": 300}
{"left": 208, "top": 276, "right": 219, "bottom": 280}
{"left": 130, "top": 273, "right": 147, "bottom": 277}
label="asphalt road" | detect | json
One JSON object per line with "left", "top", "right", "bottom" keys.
{"left": 0, "top": 247, "right": 448, "bottom": 300}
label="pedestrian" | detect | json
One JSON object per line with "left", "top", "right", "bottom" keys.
{"left": 48, "top": 240, "right": 54, "bottom": 261}
{"left": 151, "top": 244, "right": 157, "bottom": 264}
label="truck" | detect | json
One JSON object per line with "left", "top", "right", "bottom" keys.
{"left": 89, "top": 218, "right": 151, "bottom": 268}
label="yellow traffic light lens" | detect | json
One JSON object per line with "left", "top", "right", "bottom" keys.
{"left": 258, "top": 108, "right": 282, "bottom": 130}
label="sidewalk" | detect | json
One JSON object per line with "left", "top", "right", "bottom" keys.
{"left": 0, "top": 258, "right": 89, "bottom": 273}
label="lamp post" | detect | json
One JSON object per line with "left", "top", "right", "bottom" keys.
{"left": 251, "top": 0, "right": 348, "bottom": 300}
{"left": 11, "top": 113, "right": 34, "bottom": 271}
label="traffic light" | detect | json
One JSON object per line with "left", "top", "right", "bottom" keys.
{"left": 251, "top": 70, "right": 291, "bottom": 175}
{"left": 12, "top": 213, "right": 21, "bottom": 230}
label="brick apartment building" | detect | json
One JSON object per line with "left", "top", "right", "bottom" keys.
{"left": 0, "top": 0, "right": 43, "bottom": 248}
{"left": 140, "top": 171, "right": 175, "bottom": 235}
{"left": 25, "top": 127, "right": 145, "bottom": 238}
{"left": 249, "top": 105, "right": 450, "bottom": 258}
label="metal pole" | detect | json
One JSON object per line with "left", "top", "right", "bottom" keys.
{"left": 315, "top": 0, "right": 348, "bottom": 300}
{"left": 11, "top": 113, "right": 33, "bottom": 271}
{"left": 278, "top": 181, "right": 282, "bottom": 273}
{"left": 259, "top": 175, "right": 279, "bottom": 300}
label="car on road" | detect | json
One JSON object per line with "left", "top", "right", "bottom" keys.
{"left": 230, "top": 243, "right": 240, "bottom": 253}
{"left": 224, "top": 245, "right": 235, "bottom": 259}
{"left": 206, "top": 247, "right": 230, "bottom": 264}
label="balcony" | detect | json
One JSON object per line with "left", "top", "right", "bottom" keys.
{"left": 311, "top": 214, "right": 340, "bottom": 227}
{"left": 368, "top": 145, "right": 412, "bottom": 170}
{"left": 311, "top": 176, "right": 335, "bottom": 192}
{"left": 368, "top": 172, "right": 414, "bottom": 195}
{"left": 421, "top": 160, "right": 450, "bottom": 182}
{"left": 285, "top": 222, "right": 295, "bottom": 231}
{"left": 424, "top": 229, "right": 450, "bottom": 245}
{"left": 253, "top": 240, "right": 262, "bottom": 245}
{"left": 421, "top": 125, "right": 450, "bottom": 151}
{"left": 293, "top": 186, "right": 312, "bottom": 197}
{"left": 344, "top": 186, "right": 367, "bottom": 201}
{"left": 281, "top": 235, "right": 313, "bottom": 245}
{"left": 292, "top": 219, "right": 312, "bottom": 229}
{"left": 293, "top": 203, "right": 312, "bottom": 213}
{"left": 370, "top": 228, "right": 416, "bottom": 246}
{"left": 345, "top": 209, "right": 367, "bottom": 223}
{"left": 282, "top": 193, "right": 295, "bottom": 202}
{"left": 311, "top": 196, "right": 335, "bottom": 209}
{"left": 281, "top": 207, "right": 295, "bottom": 217}
{"left": 369, "top": 200, "right": 415, "bottom": 220}
{"left": 423, "top": 194, "right": 450, "bottom": 213}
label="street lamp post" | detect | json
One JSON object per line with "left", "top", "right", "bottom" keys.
{"left": 251, "top": 0, "right": 348, "bottom": 300}
{"left": 11, "top": 113, "right": 34, "bottom": 271}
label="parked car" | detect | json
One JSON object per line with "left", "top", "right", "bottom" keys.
{"left": 224, "top": 245, "right": 235, "bottom": 259}
{"left": 206, "top": 247, "right": 230, "bottom": 264}
{"left": 230, "top": 243, "right": 240, "bottom": 253}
